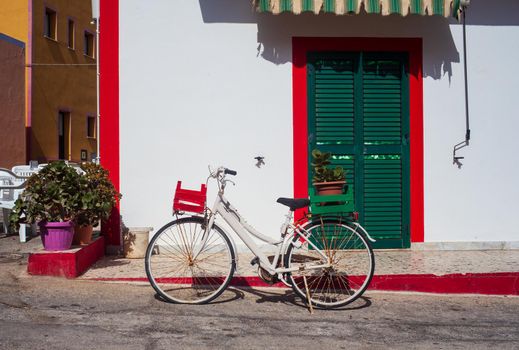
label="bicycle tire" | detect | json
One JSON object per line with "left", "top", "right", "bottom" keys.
{"left": 284, "top": 219, "right": 375, "bottom": 309}
{"left": 145, "top": 216, "right": 236, "bottom": 304}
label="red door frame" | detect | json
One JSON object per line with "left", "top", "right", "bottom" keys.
{"left": 99, "top": 0, "right": 120, "bottom": 246}
{"left": 293, "top": 37, "right": 424, "bottom": 243}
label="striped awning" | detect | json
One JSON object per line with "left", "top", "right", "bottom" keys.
{"left": 255, "top": 0, "right": 465, "bottom": 18}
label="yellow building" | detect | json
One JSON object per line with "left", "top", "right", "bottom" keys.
{"left": 0, "top": 0, "right": 96, "bottom": 168}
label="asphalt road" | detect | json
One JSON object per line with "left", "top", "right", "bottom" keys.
{"left": 1, "top": 256, "right": 519, "bottom": 350}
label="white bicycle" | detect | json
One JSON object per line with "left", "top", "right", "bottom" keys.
{"left": 145, "top": 167, "right": 376, "bottom": 309}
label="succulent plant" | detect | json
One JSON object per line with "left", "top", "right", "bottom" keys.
{"left": 311, "top": 149, "right": 346, "bottom": 183}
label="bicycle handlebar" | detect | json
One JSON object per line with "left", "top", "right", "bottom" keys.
{"left": 224, "top": 168, "right": 237, "bottom": 176}
{"left": 208, "top": 166, "right": 237, "bottom": 193}
{"left": 209, "top": 166, "right": 237, "bottom": 177}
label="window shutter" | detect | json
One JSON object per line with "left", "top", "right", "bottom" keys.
{"left": 310, "top": 55, "right": 355, "bottom": 147}
{"left": 308, "top": 53, "right": 357, "bottom": 195}
{"left": 308, "top": 52, "right": 410, "bottom": 248}
{"left": 363, "top": 59, "right": 402, "bottom": 145}
{"left": 361, "top": 56, "right": 408, "bottom": 245}
{"left": 363, "top": 155, "right": 404, "bottom": 241}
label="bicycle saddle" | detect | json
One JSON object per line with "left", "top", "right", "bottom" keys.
{"left": 276, "top": 197, "right": 310, "bottom": 211}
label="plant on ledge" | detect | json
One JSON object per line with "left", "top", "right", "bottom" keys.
{"left": 9, "top": 161, "right": 82, "bottom": 250}
{"left": 311, "top": 149, "right": 347, "bottom": 195}
{"left": 74, "top": 162, "right": 121, "bottom": 245}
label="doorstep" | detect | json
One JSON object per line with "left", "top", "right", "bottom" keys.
{"left": 28, "top": 236, "right": 105, "bottom": 278}
{"left": 85, "top": 273, "right": 519, "bottom": 296}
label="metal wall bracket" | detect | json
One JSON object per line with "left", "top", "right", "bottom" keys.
{"left": 452, "top": 4, "right": 471, "bottom": 168}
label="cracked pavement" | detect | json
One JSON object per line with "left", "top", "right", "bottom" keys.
{"left": 1, "top": 234, "right": 519, "bottom": 349}
{"left": 1, "top": 252, "right": 519, "bottom": 349}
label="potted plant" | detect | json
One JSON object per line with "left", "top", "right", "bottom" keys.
{"left": 74, "top": 162, "right": 121, "bottom": 245}
{"left": 311, "top": 149, "right": 347, "bottom": 195}
{"left": 9, "top": 161, "right": 82, "bottom": 251}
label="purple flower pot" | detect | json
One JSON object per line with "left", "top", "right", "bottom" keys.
{"left": 39, "top": 221, "right": 75, "bottom": 251}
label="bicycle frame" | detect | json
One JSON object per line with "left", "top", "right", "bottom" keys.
{"left": 202, "top": 192, "right": 331, "bottom": 276}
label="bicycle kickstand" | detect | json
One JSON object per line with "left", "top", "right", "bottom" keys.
{"left": 303, "top": 275, "right": 314, "bottom": 314}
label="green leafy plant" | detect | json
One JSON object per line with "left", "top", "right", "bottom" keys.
{"left": 311, "top": 149, "right": 346, "bottom": 183}
{"left": 9, "top": 162, "right": 121, "bottom": 230}
{"left": 9, "top": 161, "right": 82, "bottom": 228}
{"left": 75, "top": 162, "right": 121, "bottom": 227}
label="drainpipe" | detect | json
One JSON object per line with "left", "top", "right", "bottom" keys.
{"left": 91, "top": 0, "right": 100, "bottom": 164}
{"left": 453, "top": 0, "right": 471, "bottom": 168}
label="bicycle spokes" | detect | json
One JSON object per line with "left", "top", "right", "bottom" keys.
{"left": 145, "top": 217, "right": 235, "bottom": 304}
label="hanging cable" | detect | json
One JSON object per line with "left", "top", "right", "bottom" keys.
{"left": 453, "top": 2, "right": 471, "bottom": 168}
{"left": 26, "top": 63, "right": 96, "bottom": 66}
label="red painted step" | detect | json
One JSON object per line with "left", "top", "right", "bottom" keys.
{"left": 28, "top": 236, "right": 105, "bottom": 278}
{"left": 87, "top": 271, "right": 519, "bottom": 296}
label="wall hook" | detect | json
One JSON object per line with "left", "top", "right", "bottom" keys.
{"left": 254, "top": 156, "right": 265, "bottom": 168}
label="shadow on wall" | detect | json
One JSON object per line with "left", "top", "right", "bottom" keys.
{"left": 463, "top": 0, "right": 519, "bottom": 26}
{"left": 199, "top": 0, "right": 519, "bottom": 80}
{"left": 256, "top": 13, "right": 460, "bottom": 80}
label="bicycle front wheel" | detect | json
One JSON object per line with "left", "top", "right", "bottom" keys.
{"left": 285, "top": 219, "right": 375, "bottom": 308}
{"left": 145, "top": 216, "right": 235, "bottom": 304}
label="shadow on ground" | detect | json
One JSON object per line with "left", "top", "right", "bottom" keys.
{"left": 151, "top": 286, "right": 372, "bottom": 311}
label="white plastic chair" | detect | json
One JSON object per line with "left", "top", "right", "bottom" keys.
{"left": 11, "top": 165, "right": 40, "bottom": 179}
{"left": 0, "top": 168, "right": 33, "bottom": 242}
{"left": 13, "top": 162, "right": 84, "bottom": 176}
{"left": 2, "top": 162, "right": 85, "bottom": 242}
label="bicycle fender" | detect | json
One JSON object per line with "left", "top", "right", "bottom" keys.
{"left": 352, "top": 222, "right": 377, "bottom": 242}
{"left": 224, "top": 230, "right": 239, "bottom": 271}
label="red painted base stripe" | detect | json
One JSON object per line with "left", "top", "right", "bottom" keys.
{"left": 370, "top": 272, "right": 519, "bottom": 295}
{"left": 88, "top": 276, "right": 288, "bottom": 288}
{"left": 87, "top": 272, "right": 519, "bottom": 295}
{"left": 28, "top": 237, "right": 105, "bottom": 278}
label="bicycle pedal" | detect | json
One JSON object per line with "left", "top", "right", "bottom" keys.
{"left": 258, "top": 267, "right": 279, "bottom": 285}
{"left": 250, "top": 257, "right": 259, "bottom": 266}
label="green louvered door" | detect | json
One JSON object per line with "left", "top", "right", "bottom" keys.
{"left": 308, "top": 52, "right": 410, "bottom": 249}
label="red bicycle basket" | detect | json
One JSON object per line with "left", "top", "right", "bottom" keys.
{"left": 173, "top": 181, "right": 207, "bottom": 214}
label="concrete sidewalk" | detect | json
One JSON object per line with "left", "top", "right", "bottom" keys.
{"left": 3, "top": 233, "right": 518, "bottom": 295}
{"left": 80, "top": 249, "right": 519, "bottom": 278}
{"left": 80, "top": 246, "right": 519, "bottom": 295}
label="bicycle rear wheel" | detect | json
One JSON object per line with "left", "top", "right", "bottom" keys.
{"left": 285, "top": 219, "right": 374, "bottom": 308}
{"left": 145, "top": 216, "right": 235, "bottom": 304}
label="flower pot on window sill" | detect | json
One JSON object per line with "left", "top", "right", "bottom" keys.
{"left": 313, "top": 181, "right": 346, "bottom": 196}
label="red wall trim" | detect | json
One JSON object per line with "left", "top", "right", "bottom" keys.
{"left": 408, "top": 40, "right": 424, "bottom": 243}
{"left": 292, "top": 37, "right": 424, "bottom": 243}
{"left": 87, "top": 272, "right": 519, "bottom": 296}
{"left": 100, "top": 0, "right": 120, "bottom": 246}
{"left": 369, "top": 272, "right": 519, "bottom": 295}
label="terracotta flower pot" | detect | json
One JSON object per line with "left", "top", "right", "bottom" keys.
{"left": 39, "top": 221, "right": 75, "bottom": 251}
{"left": 73, "top": 225, "right": 94, "bottom": 245}
{"left": 313, "top": 181, "right": 346, "bottom": 196}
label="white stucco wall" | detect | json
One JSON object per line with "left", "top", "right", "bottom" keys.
{"left": 119, "top": 0, "right": 519, "bottom": 244}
